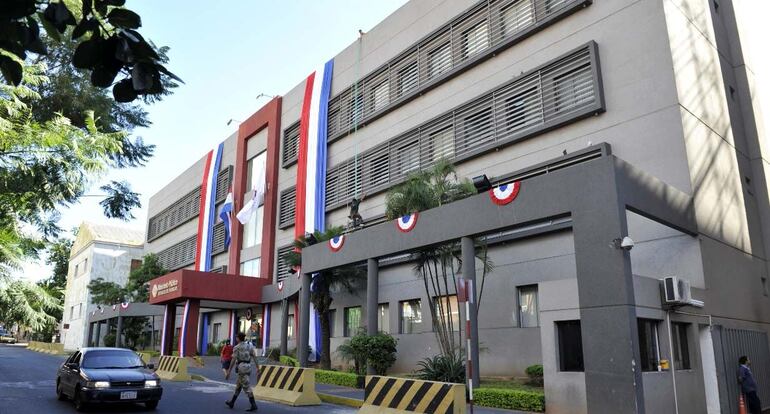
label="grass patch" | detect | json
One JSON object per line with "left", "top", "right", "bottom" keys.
{"left": 315, "top": 369, "right": 360, "bottom": 388}
{"left": 480, "top": 377, "right": 544, "bottom": 393}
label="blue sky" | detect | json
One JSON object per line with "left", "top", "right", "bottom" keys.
{"left": 19, "top": 0, "right": 408, "bottom": 281}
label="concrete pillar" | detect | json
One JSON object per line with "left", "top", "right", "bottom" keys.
{"left": 366, "top": 258, "right": 379, "bottom": 375}
{"left": 298, "top": 273, "right": 311, "bottom": 367}
{"left": 179, "top": 299, "right": 201, "bottom": 357}
{"left": 161, "top": 304, "right": 176, "bottom": 356}
{"left": 280, "top": 299, "right": 289, "bottom": 355}
{"left": 87, "top": 322, "right": 94, "bottom": 347}
{"left": 461, "top": 236, "right": 481, "bottom": 388}
{"left": 94, "top": 321, "right": 102, "bottom": 347}
{"left": 115, "top": 316, "right": 123, "bottom": 348}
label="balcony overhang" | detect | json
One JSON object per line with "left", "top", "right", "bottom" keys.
{"left": 148, "top": 269, "right": 270, "bottom": 306}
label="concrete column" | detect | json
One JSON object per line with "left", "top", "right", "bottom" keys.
{"left": 280, "top": 299, "right": 289, "bottom": 355}
{"left": 86, "top": 322, "right": 94, "bottom": 347}
{"left": 461, "top": 236, "right": 480, "bottom": 388}
{"left": 161, "top": 304, "right": 176, "bottom": 356}
{"left": 366, "top": 258, "right": 379, "bottom": 375}
{"left": 115, "top": 316, "right": 123, "bottom": 348}
{"left": 298, "top": 273, "right": 311, "bottom": 367}
{"left": 94, "top": 321, "right": 102, "bottom": 347}
{"left": 180, "top": 299, "right": 201, "bottom": 357}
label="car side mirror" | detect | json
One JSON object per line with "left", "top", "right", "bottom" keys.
{"left": 65, "top": 362, "right": 79, "bottom": 370}
{"left": 147, "top": 363, "right": 154, "bottom": 370}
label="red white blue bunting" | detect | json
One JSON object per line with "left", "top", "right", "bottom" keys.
{"left": 489, "top": 181, "right": 521, "bottom": 205}
{"left": 277, "top": 281, "right": 284, "bottom": 292}
{"left": 396, "top": 212, "right": 419, "bottom": 233}
{"left": 328, "top": 235, "right": 345, "bottom": 252}
{"left": 120, "top": 302, "right": 130, "bottom": 309}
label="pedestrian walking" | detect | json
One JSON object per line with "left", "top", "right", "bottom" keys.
{"left": 738, "top": 355, "right": 762, "bottom": 414}
{"left": 225, "top": 332, "right": 259, "bottom": 411}
{"left": 221, "top": 339, "right": 233, "bottom": 377}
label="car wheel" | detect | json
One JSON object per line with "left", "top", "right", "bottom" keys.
{"left": 145, "top": 401, "right": 159, "bottom": 410}
{"left": 56, "top": 379, "right": 67, "bottom": 401}
{"left": 73, "top": 389, "right": 87, "bottom": 412}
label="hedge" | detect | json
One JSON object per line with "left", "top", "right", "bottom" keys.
{"left": 279, "top": 355, "right": 298, "bottom": 367}
{"left": 314, "top": 369, "right": 359, "bottom": 388}
{"left": 474, "top": 388, "right": 545, "bottom": 412}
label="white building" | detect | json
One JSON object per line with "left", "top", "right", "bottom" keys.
{"left": 61, "top": 222, "right": 144, "bottom": 351}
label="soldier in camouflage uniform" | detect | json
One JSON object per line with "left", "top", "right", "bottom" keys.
{"left": 225, "top": 332, "right": 259, "bottom": 411}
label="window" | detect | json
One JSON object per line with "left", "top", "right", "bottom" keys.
{"left": 397, "top": 61, "right": 418, "bottom": 97}
{"left": 553, "top": 65, "right": 593, "bottom": 114}
{"left": 424, "top": 125, "right": 455, "bottom": 163}
{"left": 671, "top": 323, "right": 691, "bottom": 370}
{"left": 282, "top": 122, "right": 300, "bottom": 166}
{"left": 392, "top": 139, "right": 420, "bottom": 177}
{"left": 69, "top": 306, "right": 74, "bottom": 320}
{"left": 74, "top": 264, "right": 79, "bottom": 277}
{"left": 349, "top": 92, "right": 364, "bottom": 127}
{"left": 500, "top": 0, "right": 534, "bottom": 37}
{"left": 378, "top": 304, "right": 390, "bottom": 333}
{"left": 213, "top": 323, "right": 221, "bottom": 343}
{"left": 240, "top": 258, "right": 260, "bottom": 277}
{"left": 344, "top": 307, "right": 362, "bottom": 337}
{"left": 82, "top": 258, "right": 88, "bottom": 274}
{"left": 427, "top": 43, "right": 452, "bottom": 79}
{"left": 517, "top": 285, "right": 539, "bottom": 327}
{"left": 243, "top": 152, "right": 266, "bottom": 248}
{"left": 372, "top": 81, "right": 390, "bottom": 112}
{"left": 287, "top": 314, "right": 295, "bottom": 340}
{"left": 557, "top": 320, "right": 584, "bottom": 371}
{"left": 462, "top": 22, "right": 489, "bottom": 58}
{"left": 76, "top": 303, "right": 82, "bottom": 319}
{"left": 637, "top": 319, "right": 661, "bottom": 372}
{"left": 400, "top": 300, "right": 422, "bottom": 334}
{"left": 434, "top": 295, "right": 461, "bottom": 332}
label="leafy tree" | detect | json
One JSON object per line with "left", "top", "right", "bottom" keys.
{"left": 386, "top": 160, "right": 493, "bottom": 357}
{"left": 283, "top": 227, "right": 364, "bottom": 370}
{"left": 0, "top": 279, "right": 62, "bottom": 335}
{"left": 0, "top": 0, "right": 180, "bottom": 102}
{"left": 88, "top": 254, "right": 166, "bottom": 349}
{"left": 41, "top": 236, "right": 73, "bottom": 290}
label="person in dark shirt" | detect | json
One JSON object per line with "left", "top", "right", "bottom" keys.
{"left": 738, "top": 355, "right": 762, "bottom": 414}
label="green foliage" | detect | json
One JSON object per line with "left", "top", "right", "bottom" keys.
{"left": 264, "top": 347, "right": 280, "bottom": 361}
{"left": 315, "top": 369, "right": 360, "bottom": 389}
{"left": 525, "top": 364, "right": 544, "bottom": 386}
{"left": 0, "top": 279, "right": 62, "bottom": 331}
{"left": 103, "top": 332, "right": 116, "bottom": 347}
{"left": 207, "top": 342, "right": 223, "bottom": 356}
{"left": 337, "top": 330, "right": 398, "bottom": 376}
{"left": 88, "top": 253, "right": 166, "bottom": 305}
{"left": 280, "top": 355, "right": 298, "bottom": 367}
{"left": 474, "top": 388, "right": 545, "bottom": 412}
{"left": 415, "top": 351, "right": 465, "bottom": 384}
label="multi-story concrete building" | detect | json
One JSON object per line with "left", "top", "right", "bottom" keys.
{"left": 143, "top": 0, "right": 770, "bottom": 412}
{"left": 61, "top": 222, "right": 144, "bottom": 351}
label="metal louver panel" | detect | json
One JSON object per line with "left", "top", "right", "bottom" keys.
{"left": 282, "top": 122, "right": 300, "bottom": 167}
{"left": 324, "top": 0, "right": 591, "bottom": 142}
{"left": 278, "top": 187, "right": 296, "bottom": 228}
{"left": 156, "top": 222, "right": 226, "bottom": 271}
{"left": 276, "top": 245, "right": 295, "bottom": 282}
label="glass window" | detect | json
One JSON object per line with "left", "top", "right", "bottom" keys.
{"left": 504, "top": 86, "right": 542, "bottom": 132}
{"left": 393, "top": 139, "right": 420, "bottom": 177}
{"left": 637, "top": 319, "right": 661, "bottom": 372}
{"left": 434, "top": 295, "right": 461, "bottom": 332}
{"left": 671, "top": 322, "right": 691, "bottom": 370}
{"left": 349, "top": 93, "right": 364, "bottom": 126}
{"left": 518, "top": 285, "right": 539, "bottom": 327}
{"left": 427, "top": 42, "right": 452, "bottom": 79}
{"left": 500, "top": 0, "right": 534, "bottom": 37}
{"left": 82, "top": 258, "right": 88, "bottom": 274}
{"left": 462, "top": 22, "right": 489, "bottom": 58}
{"left": 378, "top": 304, "right": 389, "bottom": 333}
{"left": 459, "top": 106, "right": 494, "bottom": 152}
{"left": 557, "top": 320, "right": 584, "bottom": 371}
{"left": 344, "top": 307, "right": 362, "bottom": 337}
{"left": 372, "top": 81, "right": 390, "bottom": 112}
{"left": 397, "top": 62, "right": 418, "bottom": 96}
{"left": 425, "top": 125, "right": 455, "bottom": 162}
{"left": 212, "top": 323, "right": 221, "bottom": 343}
{"left": 243, "top": 152, "right": 267, "bottom": 248}
{"left": 400, "top": 300, "right": 422, "bottom": 334}
{"left": 240, "top": 258, "right": 261, "bottom": 278}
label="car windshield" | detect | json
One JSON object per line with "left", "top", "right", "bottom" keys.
{"left": 82, "top": 350, "right": 144, "bottom": 369}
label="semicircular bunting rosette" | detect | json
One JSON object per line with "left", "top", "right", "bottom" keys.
{"left": 489, "top": 181, "right": 521, "bottom": 205}
{"left": 328, "top": 235, "right": 345, "bottom": 252}
{"left": 395, "top": 212, "right": 419, "bottom": 233}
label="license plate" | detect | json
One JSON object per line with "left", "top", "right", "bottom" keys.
{"left": 120, "top": 391, "right": 137, "bottom": 400}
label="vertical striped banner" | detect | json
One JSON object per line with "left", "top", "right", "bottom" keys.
{"left": 194, "top": 142, "right": 225, "bottom": 271}
{"left": 160, "top": 305, "right": 169, "bottom": 356}
{"left": 179, "top": 300, "right": 191, "bottom": 356}
{"left": 262, "top": 304, "right": 271, "bottom": 355}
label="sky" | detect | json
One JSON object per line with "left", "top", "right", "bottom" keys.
{"left": 17, "top": 0, "right": 408, "bottom": 282}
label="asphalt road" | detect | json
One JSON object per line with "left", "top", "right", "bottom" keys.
{"left": 0, "top": 344, "right": 355, "bottom": 414}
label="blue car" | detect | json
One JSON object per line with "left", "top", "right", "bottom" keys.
{"left": 56, "top": 347, "right": 163, "bottom": 411}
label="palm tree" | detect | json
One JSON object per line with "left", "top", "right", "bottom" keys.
{"left": 386, "top": 159, "right": 493, "bottom": 357}
{"left": 283, "top": 226, "right": 363, "bottom": 370}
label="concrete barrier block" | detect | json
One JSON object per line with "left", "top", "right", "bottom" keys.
{"left": 155, "top": 355, "right": 191, "bottom": 382}
{"left": 252, "top": 365, "right": 321, "bottom": 406}
{"left": 358, "top": 375, "right": 466, "bottom": 414}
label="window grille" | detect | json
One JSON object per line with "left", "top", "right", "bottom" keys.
{"left": 282, "top": 121, "right": 300, "bottom": 167}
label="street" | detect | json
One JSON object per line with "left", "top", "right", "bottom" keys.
{"left": 0, "top": 345, "right": 355, "bottom": 414}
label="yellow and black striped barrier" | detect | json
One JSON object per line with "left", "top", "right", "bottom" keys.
{"left": 252, "top": 365, "right": 321, "bottom": 406}
{"left": 359, "top": 375, "right": 466, "bottom": 414}
{"left": 155, "top": 355, "right": 190, "bottom": 382}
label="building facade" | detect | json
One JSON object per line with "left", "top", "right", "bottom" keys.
{"left": 61, "top": 222, "right": 144, "bottom": 351}
{"left": 144, "top": 0, "right": 770, "bottom": 412}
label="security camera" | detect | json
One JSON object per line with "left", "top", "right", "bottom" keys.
{"left": 620, "top": 236, "right": 634, "bottom": 250}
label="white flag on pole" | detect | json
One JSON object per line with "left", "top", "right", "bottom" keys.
{"left": 236, "top": 154, "right": 266, "bottom": 224}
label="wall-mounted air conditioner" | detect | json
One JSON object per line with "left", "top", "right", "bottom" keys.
{"left": 662, "top": 276, "right": 704, "bottom": 308}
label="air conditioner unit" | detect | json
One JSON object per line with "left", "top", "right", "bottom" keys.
{"left": 662, "top": 276, "right": 704, "bottom": 308}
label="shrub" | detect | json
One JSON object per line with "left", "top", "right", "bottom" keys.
{"left": 337, "top": 330, "right": 398, "bottom": 376}
{"left": 280, "top": 355, "right": 299, "bottom": 367}
{"left": 525, "top": 364, "right": 544, "bottom": 386}
{"left": 315, "top": 369, "right": 360, "bottom": 388}
{"left": 474, "top": 388, "right": 545, "bottom": 412}
{"left": 264, "top": 347, "right": 280, "bottom": 361}
{"left": 103, "top": 333, "right": 116, "bottom": 347}
{"left": 206, "top": 342, "right": 224, "bottom": 356}
{"left": 337, "top": 330, "right": 369, "bottom": 376}
{"left": 415, "top": 351, "right": 465, "bottom": 383}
